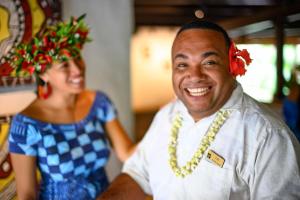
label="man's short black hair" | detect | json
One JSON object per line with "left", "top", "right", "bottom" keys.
{"left": 176, "top": 20, "right": 231, "bottom": 49}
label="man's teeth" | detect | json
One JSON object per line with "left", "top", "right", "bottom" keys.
{"left": 187, "top": 87, "right": 209, "bottom": 96}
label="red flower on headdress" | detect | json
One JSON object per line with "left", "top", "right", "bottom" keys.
{"left": 45, "top": 55, "right": 52, "bottom": 63}
{"left": 20, "top": 60, "right": 35, "bottom": 74}
{"left": 59, "top": 40, "right": 68, "bottom": 49}
{"left": 34, "top": 53, "right": 52, "bottom": 64}
{"left": 22, "top": 61, "right": 31, "bottom": 70}
{"left": 0, "top": 62, "right": 14, "bottom": 76}
{"left": 17, "top": 49, "right": 26, "bottom": 56}
{"left": 229, "top": 41, "right": 252, "bottom": 77}
{"left": 27, "top": 66, "right": 36, "bottom": 75}
{"left": 40, "top": 64, "right": 47, "bottom": 73}
{"left": 60, "top": 49, "right": 72, "bottom": 58}
{"left": 77, "top": 30, "right": 88, "bottom": 39}
{"left": 42, "top": 36, "right": 56, "bottom": 52}
{"left": 31, "top": 45, "right": 38, "bottom": 54}
{"left": 50, "top": 31, "right": 56, "bottom": 37}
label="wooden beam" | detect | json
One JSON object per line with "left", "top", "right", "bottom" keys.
{"left": 228, "top": 20, "right": 273, "bottom": 38}
{"left": 135, "top": 6, "right": 195, "bottom": 16}
{"left": 218, "top": 4, "right": 300, "bottom": 30}
{"left": 135, "top": 5, "right": 262, "bottom": 18}
{"left": 135, "top": 15, "right": 193, "bottom": 26}
{"left": 135, "top": 0, "right": 200, "bottom": 6}
{"left": 135, "top": 0, "right": 280, "bottom": 6}
{"left": 234, "top": 36, "right": 300, "bottom": 44}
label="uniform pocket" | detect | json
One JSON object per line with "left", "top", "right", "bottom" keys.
{"left": 187, "top": 158, "right": 234, "bottom": 200}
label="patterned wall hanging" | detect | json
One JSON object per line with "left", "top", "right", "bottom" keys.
{"left": 0, "top": 0, "right": 61, "bottom": 87}
{"left": 0, "top": 1, "right": 61, "bottom": 199}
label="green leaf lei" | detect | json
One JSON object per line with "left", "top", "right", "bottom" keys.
{"left": 168, "top": 109, "right": 232, "bottom": 178}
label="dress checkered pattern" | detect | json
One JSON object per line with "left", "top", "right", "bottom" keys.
{"left": 9, "top": 91, "right": 116, "bottom": 199}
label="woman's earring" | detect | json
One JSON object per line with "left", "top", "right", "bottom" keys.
{"left": 38, "top": 82, "right": 52, "bottom": 99}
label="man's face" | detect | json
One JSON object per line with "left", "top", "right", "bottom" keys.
{"left": 171, "top": 29, "right": 235, "bottom": 121}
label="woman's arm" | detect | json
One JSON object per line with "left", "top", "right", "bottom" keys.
{"left": 10, "top": 153, "right": 38, "bottom": 200}
{"left": 105, "top": 119, "right": 136, "bottom": 162}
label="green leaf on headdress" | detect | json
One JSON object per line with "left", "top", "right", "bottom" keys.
{"left": 34, "top": 37, "right": 40, "bottom": 46}
{"left": 77, "top": 14, "right": 86, "bottom": 22}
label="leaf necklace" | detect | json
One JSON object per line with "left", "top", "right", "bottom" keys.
{"left": 168, "top": 109, "right": 232, "bottom": 178}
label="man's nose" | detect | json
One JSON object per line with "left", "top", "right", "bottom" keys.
{"left": 188, "top": 65, "right": 206, "bottom": 81}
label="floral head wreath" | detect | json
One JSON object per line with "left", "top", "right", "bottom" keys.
{"left": 229, "top": 41, "right": 252, "bottom": 77}
{"left": 2, "top": 14, "right": 90, "bottom": 77}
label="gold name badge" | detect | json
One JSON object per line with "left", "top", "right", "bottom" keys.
{"left": 207, "top": 150, "right": 225, "bottom": 168}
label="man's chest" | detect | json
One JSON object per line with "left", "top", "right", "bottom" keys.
{"left": 145, "top": 122, "right": 249, "bottom": 200}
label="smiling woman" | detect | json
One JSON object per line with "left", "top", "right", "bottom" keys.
{"left": 6, "top": 15, "right": 136, "bottom": 200}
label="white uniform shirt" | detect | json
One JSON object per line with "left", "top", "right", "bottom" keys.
{"left": 123, "top": 84, "right": 300, "bottom": 200}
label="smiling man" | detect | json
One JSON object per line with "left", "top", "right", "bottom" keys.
{"left": 99, "top": 20, "right": 300, "bottom": 200}
{"left": 171, "top": 26, "right": 235, "bottom": 121}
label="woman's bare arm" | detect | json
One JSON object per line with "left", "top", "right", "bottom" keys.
{"left": 10, "top": 153, "right": 38, "bottom": 200}
{"left": 105, "top": 119, "right": 137, "bottom": 161}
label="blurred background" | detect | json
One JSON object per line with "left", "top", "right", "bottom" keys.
{"left": 0, "top": 0, "right": 299, "bottom": 199}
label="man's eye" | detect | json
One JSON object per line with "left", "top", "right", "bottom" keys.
{"left": 176, "top": 63, "right": 187, "bottom": 68}
{"left": 203, "top": 60, "right": 218, "bottom": 67}
{"left": 205, "top": 61, "right": 217, "bottom": 65}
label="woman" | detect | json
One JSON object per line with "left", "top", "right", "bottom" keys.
{"left": 7, "top": 15, "right": 135, "bottom": 199}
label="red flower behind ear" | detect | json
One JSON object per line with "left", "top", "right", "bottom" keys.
{"left": 229, "top": 41, "right": 252, "bottom": 77}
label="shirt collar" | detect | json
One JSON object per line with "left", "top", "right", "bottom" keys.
{"left": 222, "top": 82, "right": 243, "bottom": 110}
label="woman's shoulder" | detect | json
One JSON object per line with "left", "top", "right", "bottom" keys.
{"left": 82, "top": 89, "right": 114, "bottom": 110}
{"left": 89, "top": 90, "right": 117, "bottom": 121}
{"left": 10, "top": 108, "right": 42, "bottom": 140}
{"left": 90, "top": 90, "right": 114, "bottom": 105}
{"left": 92, "top": 90, "right": 109, "bottom": 98}
{"left": 83, "top": 90, "right": 110, "bottom": 101}
{"left": 12, "top": 110, "right": 44, "bottom": 131}
{"left": 18, "top": 99, "right": 47, "bottom": 121}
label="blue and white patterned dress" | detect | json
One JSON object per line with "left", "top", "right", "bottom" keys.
{"left": 9, "top": 91, "right": 116, "bottom": 200}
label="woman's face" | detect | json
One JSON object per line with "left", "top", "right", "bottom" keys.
{"left": 41, "top": 57, "right": 86, "bottom": 95}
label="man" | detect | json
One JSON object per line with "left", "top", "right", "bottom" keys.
{"left": 99, "top": 20, "right": 300, "bottom": 199}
